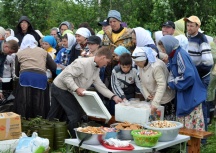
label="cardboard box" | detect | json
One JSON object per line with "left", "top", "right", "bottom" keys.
{"left": 0, "top": 112, "right": 21, "bottom": 140}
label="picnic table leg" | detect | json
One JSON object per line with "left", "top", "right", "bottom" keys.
{"left": 187, "top": 137, "right": 201, "bottom": 153}
{"left": 180, "top": 142, "right": 187, "bottom": 153}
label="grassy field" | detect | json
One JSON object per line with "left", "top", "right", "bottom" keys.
{"left": 201, "top": 118, "right": 216, "bottom": 153}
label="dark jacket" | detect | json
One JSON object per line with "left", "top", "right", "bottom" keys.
{"left": 15, "top": 16, "right": 41, "bottom": 46}
{"left": 0, "top": 41, "right": 7, "bottom": 90}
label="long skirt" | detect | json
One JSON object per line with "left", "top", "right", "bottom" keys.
{"left": 177, "top": 103, "right": 205, "bottom": 131}
{"left": 13, "top": 83, "right": 50, "bottom": 119}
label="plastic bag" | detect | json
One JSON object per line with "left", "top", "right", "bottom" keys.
{"left": 15, "top": 132, "right": 49, "bottom": 153}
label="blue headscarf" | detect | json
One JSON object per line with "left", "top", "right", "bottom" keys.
{"left": 114, "top": 46, "right": 131, "bottom": 56}
{"left": 43, "top": 35, "right": 57, "bottom": 49}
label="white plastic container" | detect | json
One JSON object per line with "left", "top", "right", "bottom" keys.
{"left": 115, "top": 101, "right": 151, "bottom": 125}
{"left": 115, "top": 101, "right": 164, "bottom": 125}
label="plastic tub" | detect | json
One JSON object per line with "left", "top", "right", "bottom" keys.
{"left": 131, "top": 130, "right": 161, "bottom": 147}
{"left": 144, "top": 121, "right": 183, "bottom": 142}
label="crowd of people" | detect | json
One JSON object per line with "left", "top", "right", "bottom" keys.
{"left": 0, "top": 10, "right": 215, "bottom": 141}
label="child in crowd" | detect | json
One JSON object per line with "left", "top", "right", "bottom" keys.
{"left": 42, "top": 35, "right": 57, "bottom": 59}
{"left": 111, "top": 53, "right": 144, "bottom": 100}
{"left": 113, "top": 46, "right": 131, "bottom": 61}
{"left": 42, "top": 35, "right": 57, "bottom": 81}
{"left": 54, "top": 33, "right": 76, "bottom": 70}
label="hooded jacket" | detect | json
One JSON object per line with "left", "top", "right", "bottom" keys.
{"left": 15, "top": 16, "right": 41, "bottom": 46}
{"left": 160, "top": 35, "right": 206, "bottom": 117}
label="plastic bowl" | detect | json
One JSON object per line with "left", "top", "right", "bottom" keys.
{"left": 105, "top": 131, "right": 118, "bottom": 139}
{"left": 131, "top": 130, "right": 161, "bottom": 147}
{"left": 144, "top": 121, "right": 183, "bottom": 142}
{"left": 74, "top": 128, "right": 105, "bottom": 145}
{"left": 110, "top": 123, "right": 135, "bottom": 140}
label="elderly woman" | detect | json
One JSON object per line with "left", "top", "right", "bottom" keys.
{"left": 132, "top": 47, "right": 175, "bottom": 120}
{"left": 158, "top": 35, "right": 206, "bottom": 131}
{"left": 14, "top": 34, "right": 56, "bottom": 119}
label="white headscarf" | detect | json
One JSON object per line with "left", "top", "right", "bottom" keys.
{"left": 20, "top": 34, "right": 37, "bottom": 50}
{"left": 75, "top": 27, "right": 91, "bottom": 38}
{"left": 66, "top": 33, "right": 76, "bottom": 50}
{"left": 6, "top": 36, "right": 19, "bottom": 42}
{"left": 10, "top": 29, "right": 15, "bottom": 37}
{"left": 132, "top": 47, "right": 156, "bottom": 64}
{"left": 133, "top": 27, "right": 155, "bottom": 47}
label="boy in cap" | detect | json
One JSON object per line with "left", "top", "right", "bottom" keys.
{"left": 81, "top": 35, "right": 101, "bottom": 57}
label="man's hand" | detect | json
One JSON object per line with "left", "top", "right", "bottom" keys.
{"left": 76, "top": 88, "right": 86, "bottom": 96}
{"left": 113, "top": 95, "right": 123, "bottom": 103}
{"left": 147, "top": 95, "right": 154, "bottom": 100}
{"left": 150, "top": 105, "right": 157, "bottom": 115}
{"left": 0, "top": 93, "right": 4, "bottom": 100}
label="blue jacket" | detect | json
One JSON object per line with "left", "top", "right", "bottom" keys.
{"left": 168, "top": 47, "right": 206, "bottom": 117}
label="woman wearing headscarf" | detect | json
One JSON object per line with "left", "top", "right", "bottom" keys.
{"left": 42, "top": 35, "right": 57, "bottom": 59}
{"left": 55, "top": 33, "right": 76, "bottom": 69}
{"left": 14, "top": 34, "right": 56, "bottom": 119}
{"left": 132, "top": 47, "right": 175, "bottom": 120}
{"left": 173, "top": 18, "right": 188, "bottom": 52}
{"left": 158, "top": 35, "right": 206, "bottom": 130}
{"left": 69, "top": 27, "right": 91, "bottom": 64}
{"left": 113, "top": 46, "right": 131, "bottom": 61}
{"left": 132, "top": 27, "right": 158, "bottom": 52}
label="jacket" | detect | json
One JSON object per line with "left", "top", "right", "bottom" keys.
{"left": 102, "top": 27, "right": 133, "bottom": 52}
{"left": 53, "top": 56, "right": 115, "bottom": 99}
{"left": 168, "top": 47, "right": 206, "bottom": 117}
{"left": 111, "top": 65, "right": 144, "bottom": 99}
{"left": 139, "top": 59, "right": 175, "bottom": 107}
{"left": 15, "top": 16, "right": 41, "bottom": 46}
{"left": 0, "top": 41, "right": 7, "bottom": 90}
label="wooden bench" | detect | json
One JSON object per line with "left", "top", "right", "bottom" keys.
{"left": 179, "top": 128, "right": 213, "bottom": 153}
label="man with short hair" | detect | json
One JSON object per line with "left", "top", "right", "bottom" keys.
{"left": 162, "top": 21, "right": 188, "bottom": 52}
{"left": 47, "top": 46, "right": 122, "bottom": 137}
{"left": 0, "top": 40, "right": 19, "bottom": 99}
{"left": 184, "top": 16, "right": 213, "bottom": 141}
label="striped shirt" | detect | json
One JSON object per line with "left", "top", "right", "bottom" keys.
{"left": 188, "top": 32, "right": 213, "bottom": 78}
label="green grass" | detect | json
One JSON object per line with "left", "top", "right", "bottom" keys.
{"left": 201, "top": 118, "right": 216, "bottom": 153}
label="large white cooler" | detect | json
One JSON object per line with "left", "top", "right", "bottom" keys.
{"left": 73, "top": 91, "right": 111, "bottom": 123}
{"left": 115, "top": 101, "right": 164, "bottom": 125}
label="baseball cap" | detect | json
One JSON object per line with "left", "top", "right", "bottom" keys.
{"left": 98, "top": 19, "right": 109, "bottom": 26}
{"left": 184, "top": 16, "right": 201, "bottom": 26}
{"left": 162, "top": 21, "right": 175, "bottom": 29}
{"left": 87, "top": 36, "right": 101, "bottom": 45}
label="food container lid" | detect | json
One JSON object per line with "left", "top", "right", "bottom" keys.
{"left": 73, "top": 91, "right": 111, "bottom": 123}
